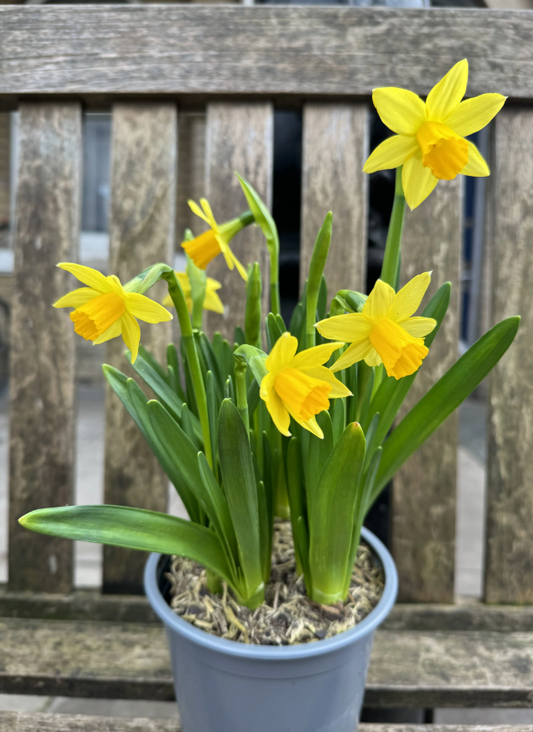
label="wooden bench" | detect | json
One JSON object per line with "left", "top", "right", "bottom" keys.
{"left": 2, "top": 4, "right": 533, "bottom": 729}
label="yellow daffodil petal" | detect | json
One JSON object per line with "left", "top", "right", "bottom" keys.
{"left": 363, "top": 280, "right": 396, "bottom": 322}
{"left": 315, "top": 313, "right": 371, "bottom": 344}
{"left": 260, "top": 373, "right": 292, "bottom": 437}
{"left": 461, "top": 142, "right": 490, "bottom": 177}
{"left": 204, "top": 287, "right": 224, "bottom": 314}
{"left": 389, "top": 272, "right": 432, "bottom": 322}
{"left": 53, "top": 287, "right": 100, "bottom": 309}
{"left": 70, "top": 292, "right": 126, "bottom": 341}
{"left": 290, "top": 413, "right": 324, "bottom": 440}
{"left": 93, "top": 320, "right": 122, "bottom": 345}
{"left": 182, "top": 229, "right": 222, "bottom": 270}
{"left": 265, "top": 332, "right": 298, "bottom": 373}
{"left": 291, "top": 341, "right": 345, "bottom": 370}
{"left": 330, "top": 340, "right": 374, "bottom": 373}
{"left": 126, "top": 293, "right": 173, "bottom": 324}
{"left": 401, "top": 316, "right": 437, "bottom": 338}
{"left": 57, "top": 263, "right": 110, "bottom": 293}
{"left": 228, "top": 248, "right": 248, "bottom": 282}
{"left": 426, "top": 59, "right": 468, "bottom": 123}
{"left": 402, "top": 150, "right": 438, "bottom": 210}
{"left": 302, "top": 366, "right": 352, "bottom": 398}
{"left": 446, "top": 93, "right": 506, "bottom": 138}
{"left": 372, "top": 87, "right": 426, "bottom": 136}
{"left": 364, "top": 348, "right": 383, "bottom": 368}
{"left": 200, "top": 198, "right": 217, "bottom": 228}
{"left": 121, "top": 310, "right": 141, "bottom": 364}
{"left": 363, "top": 134, "right": 419, "bottom": 174}
{"left": 369, "top": 318, "right": 428, "bottom": 379}
{"left": 275, "top": 368, "right": 331, "bottom": 423}
{"left": 188, "top": 199, "right": 211, "bottom": 224}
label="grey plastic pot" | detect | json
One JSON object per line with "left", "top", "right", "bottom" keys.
{"left": 144, "top": 526, "right": 398, "bottom": 732}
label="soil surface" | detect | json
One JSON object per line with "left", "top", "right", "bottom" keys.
{"left": 166, "top": 521, "right": 385, "bottom": 645}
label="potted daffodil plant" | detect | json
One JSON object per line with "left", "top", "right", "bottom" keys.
{"left": 20, "top": 61, "right": 517, "bottom": 732}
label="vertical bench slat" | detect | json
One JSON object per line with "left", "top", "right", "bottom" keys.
{"left": 103, "top": 104, "right": 176, "bottom": 594}
{"left": 392, "top": 179, "right": 462, "bottom": 603}
{"left": 204, "top": 103, "right": 273, "bottom": 341}
{"left": 8, "top": 104, "right": 81, "bottom": 592}
{"left": 485, "top": 109, "right": 533, "bottom": 603}
{"left": 300, "top": 104, "right": 369, "bottom": 295}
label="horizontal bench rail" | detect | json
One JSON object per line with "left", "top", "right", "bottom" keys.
{"left": 1, "top": 713, "right": 531, "bottom": 732}
{"left": 1, "top": 8, "right": 533, "bottom": 103}
{"left": 2, "top": 617, "right": 533, "bottom": 708}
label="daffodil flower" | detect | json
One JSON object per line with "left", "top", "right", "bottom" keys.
{"left": 182, "top": 198, "right": 249, "bottom": 281}
{"left": 316, "top": 273, "right": 436, "bottom": 380}
{"left": 363, "top": 60, "right": 506, "bottom": 209}
{"left": 260, "top": 332, "right": 351, "bottom": 439}
{"left": 53, "top": 263, "right": 172, "bottom": 363}
{"left": 163, "top": 271, "right": 224, "bottom": 315}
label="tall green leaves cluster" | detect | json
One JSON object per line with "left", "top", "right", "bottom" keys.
{"left": 20, "top": 175, "right": 519, "bottom": 609}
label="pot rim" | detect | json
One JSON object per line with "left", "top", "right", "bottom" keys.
{"left": 144, "top": 526, "right": 398, "bottom": 661}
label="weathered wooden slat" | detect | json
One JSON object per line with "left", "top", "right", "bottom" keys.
{"left": 103, "top": 104, "right": 176, "bottom": 594}
{"left": 204, "top": 102, "right": 273, "bottom": 341}
{"left": 485, "top": 108, "right": 533, "bottom": 604}
{"left": 3, "top": 588, "right": 533, "bottom": 632}
{"left": 300, "top": 104, "right": 368, "bottom": 297}
{"left": 1, "top": 717, "right": 532, "bottom": 732}
{"left": 0, "top": 8, "right": 532, "bottom": 102}
{"left": 392, "top": 179, "right": 462, "bottom": 603}
{"left": 3, "top": 617, "right": 533, "bottom": 707}
{"left": 8, "top": 103, "right": 81, "bottom": 593}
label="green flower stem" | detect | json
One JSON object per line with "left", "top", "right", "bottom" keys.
{"left": 234, "top": 358, "right": 250, "bottom": 435}
{"left": 306, "top": 212, "right": 333, "bottom": 349}
{"left": 270, "top": 266, "right": 281, "bottom": 318}
{"left": 380, "top": 167, "right": 406, "bottom": 288}
{"left": 161, "top": 270, "right": 213, "bottom": 470}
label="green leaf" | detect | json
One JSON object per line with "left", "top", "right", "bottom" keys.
{"left": 147, "top": 399, "right": 224, "bottom": 528}
{"left": 373, "top": 316, "right": 520, "bottom": 502}
{"left": 317, "top": 276, "right": 328, "bottom": 321}
{"left": 301, "top": 411, "right": 333, "bottom": 513}
{"left": 127, "top": 347, "right": 203, "bottom": 443}
{"left": 197, "top": 452, "right": 238, "bottom": 572}
{"left": 236, "top": 173, "right": 279, "bottom": 261}
{"left": 195, "top": 332, "right": 224, "bottom": 401}
{"left": 19, "top": 505, "right": 234, "bottom": 585}
{"left": 103, "top": 366, "right": 200, "bottom": 522}
{"left": 308, "top": 422, "right": 366, "bottom": 604}
{"left": 266, "top": 312, "right": 283, "bottom": 350}
{"left": 218, "top": 399, "right": 264, "bottom": 603}
{"left": 233, "top": 344, "right": 268, "bottom": 387}
{"left": 286, "top": 436, "right": 306, "bottom": 575}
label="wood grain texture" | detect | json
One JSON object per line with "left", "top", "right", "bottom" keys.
{"left": 103, "top": 105, "right": 176, "bottom": 594}
{"left": 300, "top": 104, "right": 368, "bottom": 298}
{"left": 391, "top": 179, "right": 462, "bottom": 603}
{"left": 485, "top": 109, "right": 533, "bottom": 604}
{"left": 176, "top": 112, "right": 206, "bottom": 242}
{"left": 8, "top": 104, "right": 81, "bottom": 593}
{"left": 1, "top": 718, "right": 532, "bottom": 732}
{"left": 0, "top": 7, "right": 533, "bottom": 102}
{"left": 204, "top": 103, "right": 273, "bottom": 341}
{"left": 3, "top": 617, "right": 533, "bottom": 707}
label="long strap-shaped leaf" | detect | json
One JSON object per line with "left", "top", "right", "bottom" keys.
{"left": 218, "top": 399, "right": 263, "bottom": 605}
{"left": 19, "top": 505, "right": 234, "bottom": 585}
{"left": 372, "top": 316, "right": 520, "bottom": 502}
{"left": 127, "top": 347, "right": 203, "bottom": 443}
